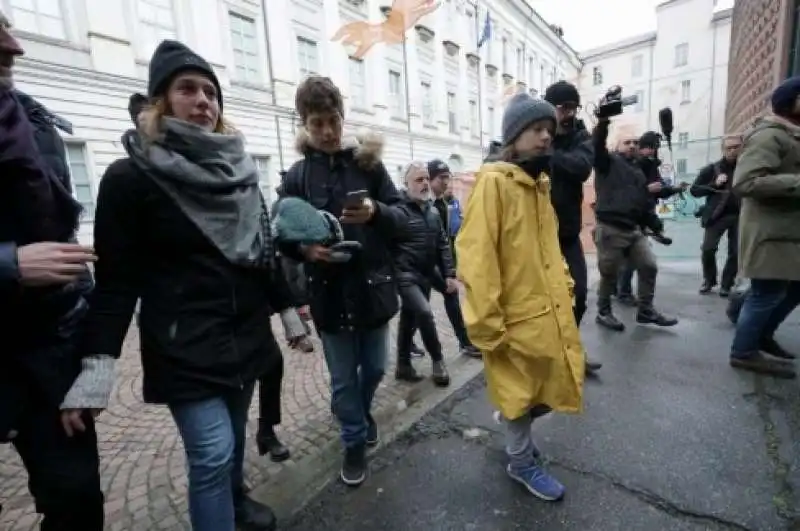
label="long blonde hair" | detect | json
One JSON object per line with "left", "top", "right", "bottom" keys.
{"left": 137, "top": 97, "right": 235, "bottom": 141}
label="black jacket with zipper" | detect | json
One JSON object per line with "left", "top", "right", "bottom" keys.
{"left": 550, "top": 123, "right": 593, "bottom": 242}
{"left": 278, "top": 132, "right": 405, "bottom": 333}
{"left": 79, "top": 157, "right": 293, "bottom": 404}
{"left": 393, "top": 192, "right": 455, "bottom": 286}
{"left": 690, "top": 158, "right": 739, "bottom": 228}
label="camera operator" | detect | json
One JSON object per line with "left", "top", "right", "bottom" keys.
{"left": 616, "top": 131, "right": 686, "bottom": 302}
{"left": 544, "top": 81, "right": 602, "bottom": 375}
{"left": 592, "top": 95, "right": 679, "bottom": 332}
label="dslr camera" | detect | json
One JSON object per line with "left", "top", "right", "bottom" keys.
{"left": 595, "top": 85, "right": 639, "bottom": 119}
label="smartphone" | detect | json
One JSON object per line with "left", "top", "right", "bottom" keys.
{"left": 344, "top": 189, "right": 368, "bottom": 208}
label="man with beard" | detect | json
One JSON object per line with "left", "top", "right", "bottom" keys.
{"left": 690, "top": 135, "right": 742, "bottom": 297}
{"left": 727, "top": 76, "right": 800, "bottom": 379}
{"left": 592, "top": 117, "right": 679, "bottom": 331}
{"left": 0, "top": 12, "right": 104, "bottom": 528}
{"left": 544, "top": 81, "right": 602, "bottom": 375}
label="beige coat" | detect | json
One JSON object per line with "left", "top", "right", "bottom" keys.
{"left": 732, "top": 115, "right": 800, "bottom": 281}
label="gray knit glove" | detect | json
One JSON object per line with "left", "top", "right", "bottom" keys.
{"left": 60, "top": 355, "right": 116, "bottom": 410}
{"left": 280, "top": 308, "right": 307, "bottom": 342}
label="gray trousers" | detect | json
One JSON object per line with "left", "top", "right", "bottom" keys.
{"left": 595, "top": 223, "right": 658, "bottom": 312}
{"left": 503, "top": 405, "right": 551, "bottom": 469}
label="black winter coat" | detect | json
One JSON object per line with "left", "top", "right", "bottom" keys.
{"left": 392, "top": 192, "right": 455, "bottom": 286}
{"left": 592, "top": 120, "right": 663, "bottom": 233}
{"left": 0, "top": 91, "right": 91, "bottom": 441}
{"left": 278, "top": 134, "right": 405, "bottom": 333}
{"left": 690, "top": 158, "right": 739, "bottom": 228}
{"left": 550, "top": 124, "right": 593, "bottom": 241}
{"left": 80, "top": 157, "right": 292, "bottom": 404}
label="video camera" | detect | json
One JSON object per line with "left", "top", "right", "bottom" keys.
{"left": 595, "top": 85, "right": 639, "bottom": 119}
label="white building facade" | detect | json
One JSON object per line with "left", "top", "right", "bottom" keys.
{"left": 576, "top": 0, "right": 732, "bottom": 181}
{"left": 3, "top": 0, "right": 578, "bottom": 242}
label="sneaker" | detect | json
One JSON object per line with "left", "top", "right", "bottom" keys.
{"left": 395, "top": 363, "right": 424, "bottom": 383}
{"left": 506, "top": 463, "right": 565, "bottom": 501}
{"left": 636, "top": 309, "right": 678, "bottom": 327}
{"left": 596, "top": 312, "right": 625, "bottom": 331}
{"left": 234, "top": 492, "right": 277, "bottom": 531}
{"left": 366, "top": 414, "right": 380, "bottom": 447}
{"left": 340, "top": 445, "right": 367, "bottom": 487}
{"left": 410, "top": 343, "right": 425, "bottom": 358}
{"left": 760, "top": 337, "right": 796, "bottom": 360}
{"left": 730, "top": 352, "right": 796, "bottom": 379}
{"left": 699, "top": 281, "right": 715, "bottom": 295}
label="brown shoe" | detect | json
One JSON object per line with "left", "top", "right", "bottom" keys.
{"left": 760, "top": 337, "right": 796, "bottom": 360}
{"left": 730, "top": 352, "right": 796, "bottom": 379}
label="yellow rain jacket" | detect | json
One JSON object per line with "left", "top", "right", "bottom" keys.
{"left": 456, "top": 162, "right": 585, "bottom": 421}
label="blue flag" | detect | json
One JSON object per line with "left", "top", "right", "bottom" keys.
{"left": 477, "top": 10, "right": 491, "bottom": 49}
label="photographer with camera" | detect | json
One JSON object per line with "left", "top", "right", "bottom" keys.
{"left": 544, "top": 81, "right": 602, "bottom": 375}
{"left": 592, "top": 87, "right": 679, "bottom": 332}
{"left": 616, "top": 130, "right": 686, "bottom": 303}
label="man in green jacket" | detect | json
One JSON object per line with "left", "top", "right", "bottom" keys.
{"left": 729, "top": 76, "right": 800, "bottom": 379}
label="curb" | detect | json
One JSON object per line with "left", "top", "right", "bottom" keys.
{"left": 249, "top": 353, "right": 485, "bottom": 522}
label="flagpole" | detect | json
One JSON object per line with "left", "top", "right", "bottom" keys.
{"left": 474, "top": 0, "right": 484, "bottom": 152}
{"left": 402, "top": 33, "right": 415, "bottom": 159}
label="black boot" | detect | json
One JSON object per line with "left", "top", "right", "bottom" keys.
{"left": 585, "top": 358, "right": 603, "bottom": 377}
{"left": 256, "top": 422, "right": 291, "bottom": 462}
{"left": 699, "top": 280, "right": 715, "bottom": 294}
{"left": 395, "top": 362, "right": 424, "bottom": 382}
{"left": 431, "top": 360, "right": 450, "bottom": 387}
{"left": 341, "top": 444, "right": 367, "bottom": 487}
{"left": 234, "top": 489, "right": 277, "bottom": 531}
{"left": 700, "top": 251, "right": 717, "bottom": 294}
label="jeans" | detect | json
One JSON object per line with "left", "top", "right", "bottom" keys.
{"left": 320, "top": 325, "right": 389, "bottom": 448}
{"left": 169, "top": 383, "right": 255, "bottom": 531}
{"left": 560, "top": 238, "right": 588, "bottom": 325}
{"left": 11, "top": 407, "right": 103, "bottom": 531}
{"left": 397, "top": 282, "right": 443, "bottom": 363}
{"left": 731, "top": 279, "right": 800, "bottom": 358}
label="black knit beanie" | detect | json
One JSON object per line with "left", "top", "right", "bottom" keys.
{"left": 544, "top": 81, "right": 580, "bottom": 107}
{"left": 638, "top": 131, "right": 661, "bottom": 150}
{"left": 147, "top": 40, "right": 223, "bottom": 112}
{"left": 771, "top": 76, "right": 800, "bottom": 117}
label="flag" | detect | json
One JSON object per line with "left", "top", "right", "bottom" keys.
{"left": 477, "top": 9, "right": 491, "bottom": 49}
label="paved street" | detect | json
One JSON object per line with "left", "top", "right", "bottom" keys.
{"left": 285, "top": 260, "right": 800, "bottom": 531}
{"left": 0, "top": 297, "right": 478, "bottom": 530}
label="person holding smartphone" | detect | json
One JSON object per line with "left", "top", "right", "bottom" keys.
{"left": 277, "top": 76, "right": 405, "bottom": 487}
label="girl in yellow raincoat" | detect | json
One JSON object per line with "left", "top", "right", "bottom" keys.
{"left": 456, "top": 93, "right": 585, "bottom": 501}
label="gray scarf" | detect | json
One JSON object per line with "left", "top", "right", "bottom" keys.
{"left": 123, "top": 117, "right": 271, "bottom": 267}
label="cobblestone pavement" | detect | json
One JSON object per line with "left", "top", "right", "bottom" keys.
{"left": 0, "top": 296, "right": 471, "bottom": 530}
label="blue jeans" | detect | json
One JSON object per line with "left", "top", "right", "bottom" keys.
{"left": 169, "top": 384, "right": 255, "bottom": 531}
{"left": 730, "top": 279, "right": 800, "bottom": 359}
{"left": 320, "top": 325, "right": 389, "bottom": 448}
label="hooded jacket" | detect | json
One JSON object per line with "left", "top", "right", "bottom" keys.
{"left": 690, "top": 157, "right": 739, "bottom": 227}
{"left": 392, "top": 191, "right": 455, "bottom": 285}
{"left": 278, "top": 130, "right": 405, "bottom": 332}
{"left": 732, "top": 115, "right": 800, "bottom": 280}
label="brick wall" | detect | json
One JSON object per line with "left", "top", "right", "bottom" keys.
{"left": 725, "top": 0, "right": 795, "bottom": 134}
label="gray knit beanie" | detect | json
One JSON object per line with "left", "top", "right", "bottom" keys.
{"left": 502, "top": 93, "right": 557, "bottom": 146}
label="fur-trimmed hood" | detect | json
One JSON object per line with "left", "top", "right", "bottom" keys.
{"left": 294, "top": 128, "right": 384, "bottom": 170}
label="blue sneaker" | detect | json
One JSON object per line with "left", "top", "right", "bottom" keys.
{"left": 506, "top": 463, "right": 565, "bottom": 501}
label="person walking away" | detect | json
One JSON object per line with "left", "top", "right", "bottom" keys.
{"left": 393, "top": 162, "right": 458, "bottom": 386}
{"left": 443, "top": 181, "right": 462, "bottom": 251}
{"left": 690, "top": 135, "right": 742, "bottom": 297}
{"left": 616, "top": 131, "right": 684, "bottom": 304}
{"left": 727, "top": 76, "right": 800, "bottom": 378}
{"left": 592, "top": 118, "right": 678, "bottom": 331}
{"left": 79, "top": 40, "right": 307, "bottom": 531}
{"left": 0, "top": 13, "right": 104, "bottom": 529}
{"left": 277, "top": 76, "right": 406, "bottom": 487}
{"left": 544, "top": 80, "right": 602, "bottom": 375}
{"left": 405, "top": 159, "right": 481, "bottom": 359}
{"left": 457, "top": 93, "right": 584, "bottom": 501}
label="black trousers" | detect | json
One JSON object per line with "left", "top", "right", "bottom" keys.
{"left": 702, "top": 214, "right": 738, "bottom": 290}
{"left": 11, "top": 406, "right": 104, "bottom": 530}
{"left": 408, "top": 270, "right": 471, "bottom": 348}
{"left": 258, "top": 355, "right": 284, "bottom": 426}
{"left": 559, "top": 237, "right": 588, "bottom": 325}
{"left": 397, "top": 282, "right": 444, "bottom": 364}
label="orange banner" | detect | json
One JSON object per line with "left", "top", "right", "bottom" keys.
{"left": 331, "top": 0, "right": 440, "bottom": 59}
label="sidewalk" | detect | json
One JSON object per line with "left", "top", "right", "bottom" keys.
{"left": 0, "top": 297, "right": 484, "bottom": 531}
